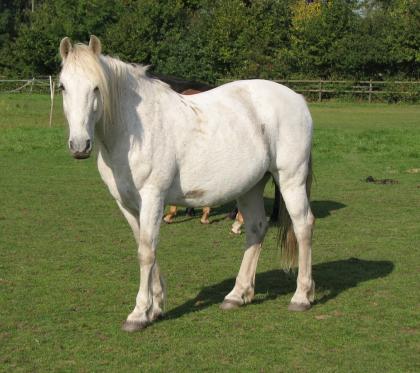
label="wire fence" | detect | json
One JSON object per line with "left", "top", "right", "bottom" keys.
{"left": 1, "top": 77, "right": 419, "bottom": 103}
{"left": 220, "top": 79, "right": 420, "bottom": 103}
{"left": 0, "top": 77, "right": 53, "bottom": 94}
{"left": 277, "top": 79, "right": 420, "bottom": 103}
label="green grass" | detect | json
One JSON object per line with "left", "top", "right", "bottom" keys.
{"left": 0, "top": 94, "right": 419, "bottom": 372}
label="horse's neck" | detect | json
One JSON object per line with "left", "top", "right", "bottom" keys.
{"left": 95, "top": 112, "right": 124, "bottom": 153}
{"left": 94, "top": 72, "right": 168, "bottom": 162}
{"left": 95, "top": 93, "right": 130, "bottom": 160}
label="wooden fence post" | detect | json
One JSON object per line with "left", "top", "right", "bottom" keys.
{"left": 49, "top": 76, "right": 55, "bottom": 127}
{"left": 368, "top": 79, "right": 372, "bottom": 103}
{"left": 318, "top": 79, "right": 322, "bottom": 102}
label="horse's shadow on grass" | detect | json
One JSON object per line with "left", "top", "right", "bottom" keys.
{"left": 311, "top": 200, "right": 346, "bottom": 218}
{"left": 164, "top": 258, "right": 394, "bottom": 320}
{"left": 166, "top": 199, "right": 346, "bottom": 224}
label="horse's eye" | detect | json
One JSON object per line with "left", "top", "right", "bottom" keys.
{"left": 58, "top": 83, "right": 65, "bottom": 91}
{"left": 94, "top": 86, "right": 99, "bottom": 93}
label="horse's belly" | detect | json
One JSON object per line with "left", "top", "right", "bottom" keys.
{"left": 166, "top": 149, "right": 269, "bottom": 207}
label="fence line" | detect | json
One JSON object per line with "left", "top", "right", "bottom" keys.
{"left": 273, "top": 79, "right": 420, "bottom": 102}
{"left": 0, "top": 77, "right": 51, "bottom": 94}
{"left": 219, "top": 79, "right": 420, "bottom": 103}
{"left": 1, "top": 77, "right": 419, "bottom": 102}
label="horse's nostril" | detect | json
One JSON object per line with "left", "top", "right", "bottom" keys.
{"left": 85, "top": 139, "right": 91, "bottom": 152}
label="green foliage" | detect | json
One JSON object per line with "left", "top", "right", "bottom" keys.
{"left": 5, "top": 0, "right": 124, "bottom": 76}
{"left": 285, "top": 0, "right": 358, "bottom": 77}
{"left": 104, "top": 0, "right": 293, "bottom": 83}
{"left": 0, "top": 0, "right": 418, "bottom": 80}
{"left": 103, "top": 0, "right": 188, "bottom": 64}
{"left": 385, "top": 0, "right": 420, "bottom": 75}
{"left": 0, "top": 0, "right": 29, "bottom": 74}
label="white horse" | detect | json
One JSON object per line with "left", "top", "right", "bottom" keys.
{"left": 59, "top": 36, "right": 315, "bottom": 332}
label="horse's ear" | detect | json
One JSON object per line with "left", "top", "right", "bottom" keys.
{"left": 59, "top": 37, "right": 72, "bottom": 60}
{"left": 89, "top": 35, "right": 101, "bottom": 56}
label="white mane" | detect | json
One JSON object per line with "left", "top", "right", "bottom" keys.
{"left": 61, "top": 43, "right": 172, "bottom": 127}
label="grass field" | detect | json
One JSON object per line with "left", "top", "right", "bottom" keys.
{"left": 0, "top": 94, "right": 419, "bottom": 372}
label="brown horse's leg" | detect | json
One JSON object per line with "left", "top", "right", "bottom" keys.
{"left": 229, "top": 207, "right": 238, "bottom": 220}
{"left": 163, "top": 205, "right": 177, "bottom": 224}
{"left": 186, "top": 207, "right": 195, "bottom": 216}
{"left": 231, "top": 211, "right": 244, "bottom": 234}
{"left": 200, "top": 207, "right": 211, "bottom": 224}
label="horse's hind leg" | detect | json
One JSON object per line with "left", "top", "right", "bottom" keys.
{"left": 276, "top": 175, "right": 315, "bottom": 311}
{"left": 163, "top": 205, "right": 177, "bottom": 223}
{"left": 200, "top": 207, "right": 210, "bottom": 224}
{"left": 231, "top": 211, "right": 244, "bottom": 234}
{"left": 220, "top": 176, "right": 269, "bottom": 309}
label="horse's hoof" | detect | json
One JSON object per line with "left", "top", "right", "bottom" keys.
{"left": 200, "top": 219, "right": 210, "bottom": 225}
{"left": 163, "top": 217, "right": 173, "bottom": 224}
{"left": 220, "top": 299, "right": 242, "bottom": 310}
{"left": 121, "top": 320, "right": 149, "bottom": 332}
{"left": 288, "top": 302, "right": 311, "bottom": 312}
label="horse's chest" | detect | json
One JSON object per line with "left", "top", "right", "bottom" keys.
{"left": 97, "top": 155, "right": 140, "bottom": 212}
{"left": 111, "top": 175, "right": 139, "bottom": 210}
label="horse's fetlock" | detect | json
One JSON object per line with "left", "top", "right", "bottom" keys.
{"left": 308, "top": 280, "right": 315, "bottom": 302}
{"left": 298, "top": 277, "right": 313, "bottom": 293}
{"left": 242, "top": 286, "right": 255, "bottom": 304}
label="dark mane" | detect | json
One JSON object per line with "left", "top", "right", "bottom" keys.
{"left": 147, "top": 72, "right": 213, "bottom": 93}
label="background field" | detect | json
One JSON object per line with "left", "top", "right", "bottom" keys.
{"left": 0, "top": 94, "right": 419, "bottom": 372}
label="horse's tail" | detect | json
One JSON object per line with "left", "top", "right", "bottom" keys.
{"left": 278, "top": 153, "right": 313, "bottom": 270}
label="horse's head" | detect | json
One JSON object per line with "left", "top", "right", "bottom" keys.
{"left": 59, "top": 35, "right": 106, "bottom": 159}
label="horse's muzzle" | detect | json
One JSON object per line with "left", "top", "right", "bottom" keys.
{"left": 69, "top": 139, "right": 92, "bottom": 159}
{"left": 72, "top": 151, "right": 91, "bottom": 159}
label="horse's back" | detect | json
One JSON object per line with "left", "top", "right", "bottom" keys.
{"left": 187, "top": 79, "right": 311, "bottom": 135}
{"left": 186, "top": 79, "right": 312, "bottom": 162}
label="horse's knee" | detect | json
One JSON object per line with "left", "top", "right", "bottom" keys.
{"left": 247, "top": 219, "right": 268, "bottom": 242}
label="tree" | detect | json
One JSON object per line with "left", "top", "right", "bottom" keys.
{"left": 283, "top": 0, "right": 366, "bottom": 78}
{"left": 9, "top": 0, "right": 123, "bottom": 76}
{"left": 150, "top": 0, "right": 293, "bottom": 83}
{"left": 0, "top": 0, "right": 31, "bottom": 74}
{"left": 1, "top": 0, "right": 418, "bottom": 80}
{"left": 385, "top": 0, "right": 420, "bottom": 77}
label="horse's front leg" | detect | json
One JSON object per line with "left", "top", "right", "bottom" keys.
{"left": 117, "top": 201, "right": 165, "bottom": 328}
{"left": 122, "top": 187, "right": 164, "bottom": 332}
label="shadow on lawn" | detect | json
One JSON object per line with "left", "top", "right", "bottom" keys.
{"left": 166, "top": 199, "right": 346, "bottom": 224}
{"left": 311, "top": 200, "right": 346, "bottom": 218}
{"left": 164, "top": 258, "right": 394, "bottom": 320}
